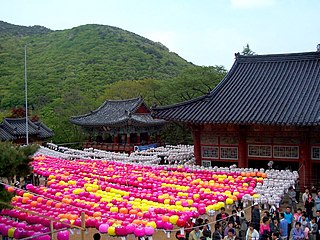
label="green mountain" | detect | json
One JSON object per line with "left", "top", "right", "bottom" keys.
{"left": 0, "top": 21, "right": 197, "bottom": 142}
{"left": 0, "top": 21, "right": 226, "bottom": 144}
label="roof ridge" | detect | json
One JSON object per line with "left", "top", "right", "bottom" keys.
{"left": 236, "top": 51, "right": 320, "bottom": 63}
{"left": 70, "top": 97, "right": 143, "bottom": 120}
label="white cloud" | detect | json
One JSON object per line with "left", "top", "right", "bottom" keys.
{"left": 231, "top": 0, "right": 276, "bottom": 9}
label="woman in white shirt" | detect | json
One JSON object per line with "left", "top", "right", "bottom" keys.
{"left": 246, "top": 223, "right": 260, "bottom": 240}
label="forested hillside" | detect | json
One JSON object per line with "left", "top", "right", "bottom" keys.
{"left": 0, "top": 21, "right": 227, "bottom": 143}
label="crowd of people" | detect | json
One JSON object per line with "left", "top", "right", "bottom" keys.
{"left": 174, "top": 188, "right": 320, "bottom": 240}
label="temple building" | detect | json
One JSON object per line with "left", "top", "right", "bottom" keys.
{"left": 153, "top": 51, "right": 320, "bottom": 189}
{"left": 0, "top": 117, "right": 54, "bottom": 144}
{"left": 70, "top": 97, "right": 166, "bottom": 152}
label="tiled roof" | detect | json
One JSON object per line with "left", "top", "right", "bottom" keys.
{"left": 0, "top": 118, "right": 54, "bottom": 141}
{"left": 70, "top": 97, "right": 166, "bottom": 127}
{"left": 34, "top": 122, "right": 54, "bottom": 138}
{"left": 0, "top": 124, "right": 15, "bottom": 141}
{"left": 3, "top": 118, "right": 39, "bottom": 135}
{"left": 153, "top": 51, "right": 320, "bottom": 126}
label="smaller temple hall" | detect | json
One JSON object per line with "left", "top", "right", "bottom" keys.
{"left": 70, "top": 97, "right": 166, "bottom": 152}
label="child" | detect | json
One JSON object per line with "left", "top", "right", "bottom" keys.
{"left": 309, "top": 217, "right": 318, "bottom": 240}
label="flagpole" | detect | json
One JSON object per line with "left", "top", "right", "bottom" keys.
{"left": 24, "top": 44, "right": 29, "bottom": 145}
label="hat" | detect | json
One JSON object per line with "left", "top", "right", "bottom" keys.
{"left": 253, "top": 202, "right": 259, "bottom": 206}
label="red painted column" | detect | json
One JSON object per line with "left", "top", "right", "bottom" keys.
{"left": 114, "top": 135, "right": 118, "bottom": 144}
{"left": 299, "top": 130, "right": 311, "bottom": 190}
{"left": 192, "top": 126, "right": 202, "bottom": 165}
{"left": 238, "top": 126, "right": 247, "bottom": 168}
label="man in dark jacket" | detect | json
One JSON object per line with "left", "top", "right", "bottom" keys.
{"left": 229, "top": 210, "right": 241, "bottom": 229}
{"left": 251, "top": 203, "right": 261, "bottom": 231}
{"left": 212, "top": 223, "right": 223, "bottom": 240}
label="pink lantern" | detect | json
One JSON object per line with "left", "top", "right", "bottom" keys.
{"left": 144, "top": 226, "right": 155, "bottom": 236}
{"left": 57, "top": 230, "right": 69, "bottom": 240}
{"left": 115, "top": 225, "right": 127, "bottom": 236}
{"left": 134, "top": 227, "right": 145, "bottom": 237}
{"left": 125, "top": 224, "right": 135, "bottom": 234}
{"left": 98, "top": 223, "right": 109, "bottom": 233}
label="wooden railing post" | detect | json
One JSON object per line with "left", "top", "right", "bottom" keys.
{"left": 50, "top": 220, "right": 54, "bottom": 240}
{"left": 81, "top": 211, "right": 85, "bottom": 240}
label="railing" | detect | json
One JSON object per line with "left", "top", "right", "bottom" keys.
{"left": 83, "top": 142, "right": 162, "bottom": 153}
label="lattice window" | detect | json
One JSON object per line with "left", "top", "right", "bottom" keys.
{"left": 273, "top": 146, "right": 299, "bottom": 159}
{"left": 248, "top": 145, "right": 272, "bottom": 158}
{"left": 202, "top": 160, "right": 212, "bottom": 168}
{"left": 311, "top": 147, "right": 320, "bottom": 160}
{"left": 202, "top": 146, "right": 219, "bottom": 159}
{"left": 220, "top": 147, "right": 238, "bottom": 160}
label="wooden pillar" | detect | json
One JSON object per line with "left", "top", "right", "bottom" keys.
{"left": 238, "top": 126, "right": 247, "bottom": 168}
{"left": 192, "top": 126, "right": 201, "bottom": 165}
{"left": 299, "top": 130, "right": 311, "bottom": 190}
{"left": 127, "top": 133, "right": 131, "bottom": 144}
{"left": 137, "top": 133, "right": 141, "bottom": 145}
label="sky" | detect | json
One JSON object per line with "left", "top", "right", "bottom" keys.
{"left": 1, "top": 0, "right": 320, "bottom": 69}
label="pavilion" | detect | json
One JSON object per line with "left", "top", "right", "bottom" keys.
{"left": 70, "top": 97, "right": 166, "bottom": 152}
{"left": 153, "top": 51, "right": 320, "bottom": 189}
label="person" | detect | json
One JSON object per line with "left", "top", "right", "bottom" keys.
{"left": 305, "top": 194, "right": 315, "bottom": 220}
{"left": 303, "top": 189, "right": 310, "bottom": 205}
{"left": 288, "top": 186, "right": 298, "bottom": 211}
{"left": 216, "top": 207, "right": 229, "bottom": 222}
{"left": 260, "top": 211, "right": 271, "bottom": 224}
{"left": 259, "top": 216, "right": 271, "bottom": 240}
{"left": 229, "top": 210, "right": 241, "bottom": 236}
{"left": 205, "top": 219, "right": 212, "bottom": 232}
{"left": 271, "top": 231, "right": 280, "bottom": 240}
{"left": 315, "top": 210, "right": 320, "bottom": 240}
{"left": 223, "top": 228, "right": 236, "bottom": 240}
{"left": 245, "top": 223, "right": 259, "bottom": 240}
{"left": 202, "top": 224, "right": 212, "bottom": 240}
{"left": 315, "top": 191, "right": 320, "bottom": 212}
{"left": 269, "top": 205, "right": 278, "bottom": 220}
{"left": 14, "top": 181, "right": 20, "bottom": 188}
{"left": 224, "top": 222, "right": 235, "bottom": 238}
{"left": 34, "top": 173, "right": 40, "bottom": 186}
{"left": 309, "top": 217, "right": 318, "bottom": 240}
{"left": 189, "top": 224, "right": 203, "bottom": 240}
{"left": 176, "top": 232, "right": 187, "bottom": 240}
{"left": 216, "top": 207, "right": 229, "bottom": 233}
{"left": 295, "top": 208, "right": 303, "bottom": 222}
{"left": 279, "top": 212, "right": 289, "bottom": 240}
{"left": 251, "top": 203, "right": 261, "bottom": 231}
{"left": 185, "top": 218, "right": 195, "bottom": 239}
{"left": 292, "top": 222, "right": 305, "bottom": 240}
{"left": 284, "top": 207, "right": 294, "bottom": 238}
{"left": 198, "top": 218, "right": 204, "bottom": 230}
{"left": 212, "top": 223, "right": 223, "bottom": 240}
{"left": 299, "top": 214, "right": 311, "bottom": 231}
{"left": 270, "top": 218, "right": 280, "bottom": 235}
{"left": 239, "top": 209, "right": 248, "bottom": 239}
{"left": 295, "top": 179, "right": 301, "bottom": 203}
{"left": 93, "top": 233, "right": 101, "bottom": 240}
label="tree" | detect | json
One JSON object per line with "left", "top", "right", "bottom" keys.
{"left": 242, "top": 43, "right": 256, "bottom": 56}
{"left": 0, "top": 142, "right": 39, "bottom": 209}
{"left": 159, "top": 65, "right": 227, "bottom": 104}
